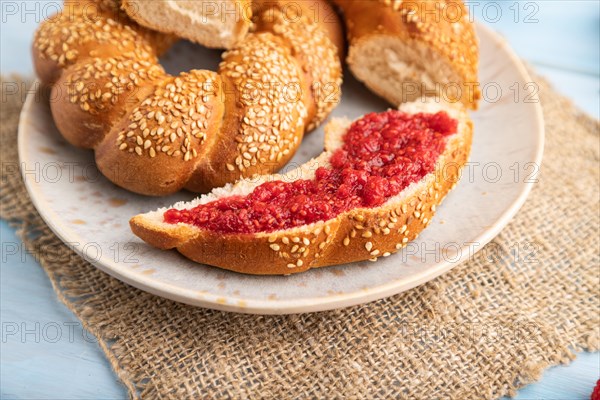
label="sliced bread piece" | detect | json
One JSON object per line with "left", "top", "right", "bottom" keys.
{"left": 131, "top": 98, "right": 473, "bottom": 275}
{"left": 334, "top": 0, "right": 480, "bottom": 109}
{"left": 122, "top": 0, "right": 252, "bottom": 48}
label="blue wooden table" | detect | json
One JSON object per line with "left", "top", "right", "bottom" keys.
{"left": 1, "top": 1, "right": 599, "bottom": 398}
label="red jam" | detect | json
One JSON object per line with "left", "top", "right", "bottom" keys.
{"left": 164, "top": 110, "right": 458, "bottom": 233}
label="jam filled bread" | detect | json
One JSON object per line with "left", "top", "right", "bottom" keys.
{"left": 130, "top": 98, "right": 473, "bottom": 275}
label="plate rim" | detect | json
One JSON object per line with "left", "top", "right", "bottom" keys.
{"left": 18, "top": 22, "right": 545, "bottom": 314}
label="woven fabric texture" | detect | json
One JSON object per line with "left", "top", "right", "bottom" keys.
{"left": 1, "top": 74, "right": 598, "bottom": 399}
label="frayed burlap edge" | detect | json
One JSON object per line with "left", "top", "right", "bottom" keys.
{"left": 1, "top": 72, "right": 598, "bottom": 399}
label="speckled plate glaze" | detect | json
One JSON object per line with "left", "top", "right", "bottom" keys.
{"left": 19, "top": 24, "right": 543, "bottom": 314}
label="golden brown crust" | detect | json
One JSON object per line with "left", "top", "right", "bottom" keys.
{"left": 253, "top": 0, "right": 344, "bottom": 130}
{"left": 32, "top": 0, "right": 343, "bottom": 196}
{"left": 51, "top": 57, "right": 165, "bottom": 148}
{"left": 130, "top": 215, "right": 200, "bottom": 250}
{"left": 130, "top": 109, "right": 473, "bottom": 275}
{"left": 334, "top": 0, "right": 480, "bottom": 109}
{"left": 95, "top": 70, "right": 226, "bottom": 195}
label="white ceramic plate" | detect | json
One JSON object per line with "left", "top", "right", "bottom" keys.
{"left": 19, "top": 24, "right": 543, "bottom": 314}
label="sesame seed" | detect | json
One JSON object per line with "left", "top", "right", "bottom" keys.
{"left": 270, "top": 244, "right": 280, "bottom": 251}
{"left": 343, "top": 237, "right": 350, "bottom": 246}
{"left": 365, "top": 242, "right": 373, "bottom": 252}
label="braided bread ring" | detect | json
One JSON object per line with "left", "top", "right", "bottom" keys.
{"left": 33, "top": 0, "right": 343, "bottom": 195}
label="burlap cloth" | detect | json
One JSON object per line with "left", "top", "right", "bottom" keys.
{"left": 1, "top": 72, "right": 599, "bottom": 399}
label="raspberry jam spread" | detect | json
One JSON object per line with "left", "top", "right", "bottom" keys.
{"left": 164, "top": 110, "right": 458, "bottom": 233}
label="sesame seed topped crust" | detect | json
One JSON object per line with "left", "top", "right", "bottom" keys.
{"left": 114, "top": 70, "right": 220, "bottom": 162}
{"left": 65, "top": 58, "right": 166, "bottom": 115}
{"left": 32, "top": 0, "right": 343, "bottom": 196}
{"left": 51, "top": 56, "right": 166, "bottom": 148}
{"left": 33, "top": 3, "right": 173, "bottom": 85}
{"left": 254, "top": 6, "right": 343, "bottom": 131}
{"left": 218, "top": 33, "right": 307, "bottom": 176}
